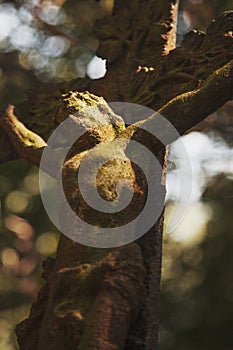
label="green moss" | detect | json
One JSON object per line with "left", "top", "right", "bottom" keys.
{"left": 113, "top": 121, "right": 126, "bottom": 136}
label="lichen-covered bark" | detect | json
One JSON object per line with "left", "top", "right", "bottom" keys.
{"left": 1, "top": 1, "right": 233, "bottom": 350}
{"left": 10, "top": 2, "right": 179, "bottom": 348}
{"left": 37, "top": 242, "right": 146, "bottom": 350}
{"left": 92, "top": 0, "right": 179, "bottom": 102}
{"left": 129, "top": 11, "right": 233, "bottom": 110}
{"left": 125, "top": 59, "right": 233, "bottom": 146}
{"left": 2, "top": 92, "right": 147, "bottom": 350}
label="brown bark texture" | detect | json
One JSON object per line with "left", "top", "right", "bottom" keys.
{"left": 0, "top": 1, "right": 233, "bottom": 350}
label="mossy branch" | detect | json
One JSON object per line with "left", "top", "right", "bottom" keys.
{"left": 160, "top": 58, "right": 233, "bottom": 136}
{"left": 0, "top": 105, "right": 46, "bottom": 168}
{"left": 127, "top": 11, "right": 233, "bottom": 111}
{"left": 123, "top": 58, "right": 233, "bottom": 145}
{"left": 1, "top": 59, "right": 233, "bottom": 175}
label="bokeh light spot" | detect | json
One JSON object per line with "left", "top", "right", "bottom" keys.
{"left": 0, "top": 248, "right": 19, "bottom": 271}
{"left": 28, "top": 50, "right": 49, "bottom": 69}
{"left": 87, "top": 56, "right": 106, "bottom": 79}
{"left": 0, "top": 3, "right": 20, "bottom": 42}
{"left": 5, "top": 215, "right": 34, "bottom": 241}
{"left": 18, "top": 257, "right": 37, "bottom": 276}
{"left": 18, "top": 5, "right": 33, "bottom": 24}
{"left": 177, "top": 11, "right": 192, "bottom": 36}
{"left": 36, "top": 232, "right": 59, "bottom": 256}
{"left": 39, "top": 36, "right": 70, "bottom": 57}
{"left": 23, "top": 170, "right": 40, "bottom": 195}
{"left": 165, "top": 202, "right": 212, "bottom": 245}
{"left": 9, "top": 25, "right": 38, "bottom": 52}
{"left": 38, "top": 2, "right": 65, "bottom": 25}
{"left": 5, "top": 191, "right": 31, "bottom": 214}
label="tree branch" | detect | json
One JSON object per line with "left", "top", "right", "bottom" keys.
{"left": 159, "top": 58, "right": 233, "bottom": 137}
{"left": 0, "top": 105, "right": 46, "bottom": 167}
{"left": 117, "top": 58, "right": 233, "bottom": 152}
{"left": 91, "top": 0, "right": 179, "bottom": 101}
{"left": 128, "top": 11, "right": 233, "bottom": 111}
{"left": 1, "top": 57, "right": 232, "bottom": 175}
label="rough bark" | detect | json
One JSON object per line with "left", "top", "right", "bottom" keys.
{"left": 0, "top": 1, "right": 233, "bottom": 350}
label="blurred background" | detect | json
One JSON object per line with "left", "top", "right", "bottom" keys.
{"left": 0, "top": 0, "right": 232, "bottom": 349}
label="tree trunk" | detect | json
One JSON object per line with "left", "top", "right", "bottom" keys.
{"left": 16, "top": 2, "right": 179, "bottom": 349}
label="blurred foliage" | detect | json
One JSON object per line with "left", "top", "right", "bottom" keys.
{"left": 160, "top": 174, "right": 233, "bottom": 350}
{"left": 0, "top": 0, "right": 113, "bottom": 104}
{"left": 0, "top": 0, "right": 232, "bottom": 349}
{"left": 0, "top": 305, "right": 30, "bottom": 349}
{"left": 160, "top": 2, "right": 233, "bottom": 348}
{"left": 0, "top": 162, "right": 59, "bottom": 347}
{"left": 177, "top": 0, "right": 233, "bottom": 44}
